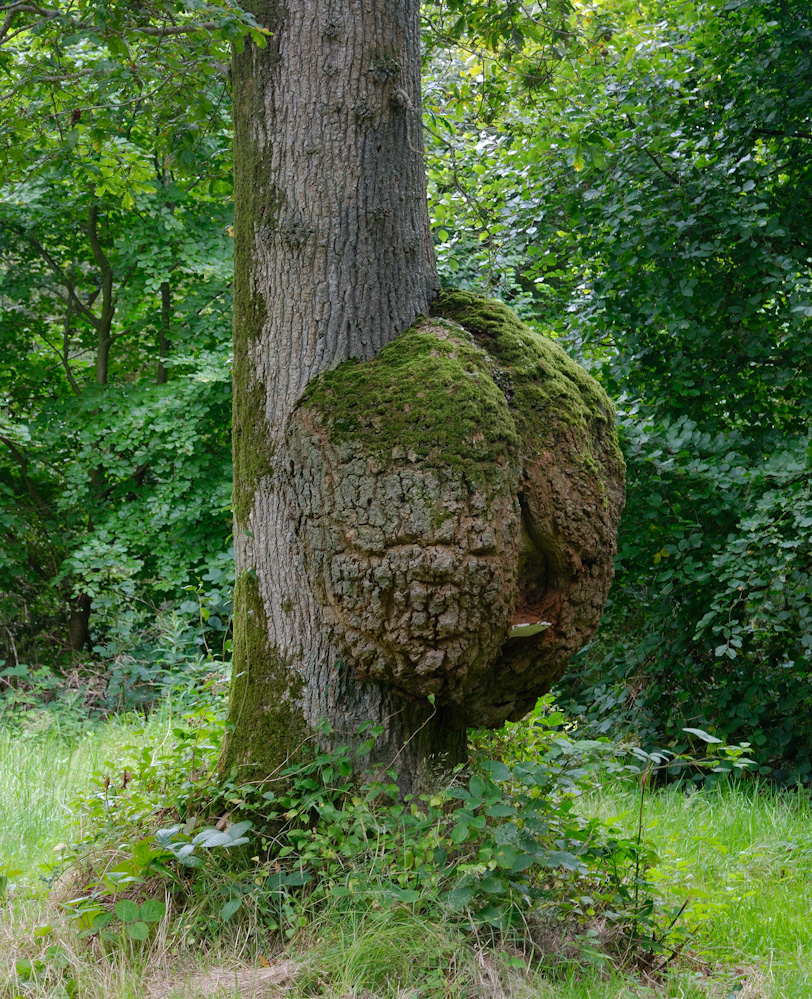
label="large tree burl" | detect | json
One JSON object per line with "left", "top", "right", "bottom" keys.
{"left": 286, "top": 291, "right": 625, "bottom": 728}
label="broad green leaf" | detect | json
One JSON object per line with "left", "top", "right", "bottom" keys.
{"left": 126, "top": 921, "right": 150, "bottom": 941}
{"left": 220, "top": 898, "right": 242, "bottom": 922}
{"left": 683, "top": 728, "right": 722, "bottom": 744}
{"left": 138, "top": 900, "right": 166, "bottom": 924}
{"left": 114, "top": 900, "right": 140, "bottom": 924}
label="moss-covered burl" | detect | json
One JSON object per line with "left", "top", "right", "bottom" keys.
{"left": 286, "top": 291, "right": 625, "bottom": 729}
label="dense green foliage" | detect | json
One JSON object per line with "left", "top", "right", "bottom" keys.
{"left": 2, "top": 0, "right": 811, "bottom": 772}
{"left": 425, "top": 0, "right": 812, "bottom": 773}
{"left": 555, "top": 0, "right": 812, "bottom": 775}
{"left": 2, "top": 692, "right": 752, "bottom": 991}
{"left": 0, "top": 2, "right": 259, "bottom": 674}
{"left": 4, "top": 690, "right": 800, "bottom": 997}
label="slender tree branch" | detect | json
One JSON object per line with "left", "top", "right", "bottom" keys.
{"left": 38, "top": 328, "right": 82, "bottom": 395}
{"left": 49, "top": 84, "right": 163, "bottom": 118}
{"left": 0, "top": 434, "right": 50, "bottom": 516}
{"left": 10, "top": 226, "right": 103, "bottom": 331}
{"left": 639, "top": 142, "right": 681, "bottom": 185}
{"left": 87, "top": 203, "right": 115, "bottom": 384}
{"left": 157, "top": 279, "right": 171, "bottom": 385}
{"left": 97, "top": 461, "right": 150, "bottom": 500}
{"left": 624, "top": 111, "right": 681, "bottom": 185}
{"left": 753, "top": 127, "right": 812, "bottom": 142}
{"left": 135, "top": 21, "right": 220, "bottom": 37}
{"left": 61, "top": 279, "right": 82, "bottom": 395}
{"left": 0, "top": 2, "right": 50, "bottom": 46}
{"left": 0, "top": 4, "right": 228, "bottom": 46}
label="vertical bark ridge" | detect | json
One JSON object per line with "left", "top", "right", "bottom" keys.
{"left": 224, "top": 0, "right": 442, "bottom": 787}
{"left": 244, "top": 0, "right": 436, "bottom": 432}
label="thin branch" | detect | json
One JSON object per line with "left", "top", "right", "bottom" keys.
{"left": 87, "top": 203, "right": 115, "bottom": 384}
{"left": 0, "top": 3, "right": 51, "bottom": 46}
{"left": 0, "top": 434, "right": 50, "bottom": 516}
{"left": 624, "top": 112, "right": 682, "bottom": 186}
{"left": 0, "top": 68, "right": 93, "bottom": 102}
{"left": 37, "top": 329, "right": 81, "bottom": 395}
{"left": 97, "top": 461, "right": 150, "bottom": 501}
{"left": 0, "top": 3, "right": 231, "bottom": 47}
{"left": 48, "top": 83, "right": 163, "bottom": 118}
{"left": 753, "top": 127, "right": 812, "bottom": 142}
{"left": 87, "top": 204, "right": 113, "bottom": 304}
{"left": 22, "top": 229, "right": 102, "bottom": 331}
{"left": 639, "top": 142, "right": 681, "bottom": 185}
{"left": 136, "top": 21, "right": 220, "bottom": 37}
{"left": 61, "top": 272, "right": 82, "bottom": 395}
{"left": 39, "top": 69, "right": 92, "bottom": 83}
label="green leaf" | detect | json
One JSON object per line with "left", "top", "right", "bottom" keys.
{"left": 282, "top": 870, "right": 312, "bottom": 887}
{"left": 114, "top": 900, "right": 140, "bottom": 923}
{"left": 443, "top": 885, "right": 474, "bottom": 910}
{"left": 125, "top": 921, "right": 149, "bottom": 941}
{"left": 493, "top": 845, "right": 518, "bottom": 869}
{"left": 474, "top": 904, "right": 508, "bottom": 928}
{"left": 383, "top": 885, "right": 420, "bottom": 903}
{"left": 179, "top": 855, "right": 204, "bottom": 869}
{"left": 479, "top": 875, "right": 506, "bottom": 895}
{"left": 227, "top": 820, "right": 253, "bottom": 840}
{"left": 192, "top": 828, "right": 233, "bottom": 848}
{"left": 138, "top": 900, "right": 166, "bottom": 924}
{"left": 545, "top": 851, "right": 584, "bottom": 872}
{"left": 510, "top": 854, "right": 535, "bottom": 873}
{"left": 480, "top": 760, "right": 511, "bottom": 782}
{"left": 683, "top": 727, "right": 722, "bottom": 744}
{"left": 91, "top": 912, "right": 114, "bottom": 931}
{"left": 485, "top": 804, "right": 515, "bottom": 818}
{"left": 220, "top": 898, "right": 242, "bottom": 922}
{"left": 450, "top": 823, "right": 469, "bottom": 845}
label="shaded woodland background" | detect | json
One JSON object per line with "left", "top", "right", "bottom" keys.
{"left": 1, "top": 0, "right": 811, "bottom": 774}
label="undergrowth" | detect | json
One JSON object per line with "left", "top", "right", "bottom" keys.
{"left": 0, "top": 693, "right": 761, "bottom": 999}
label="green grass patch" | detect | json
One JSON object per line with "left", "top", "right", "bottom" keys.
{"left": 1, "top": 707, "right": 810, "bottom": 998}
{"left": 0, "top": 712, "right": 175, "bottom": 881}
{"left": 584, "top": 781, "right": 812, "bottom": 998}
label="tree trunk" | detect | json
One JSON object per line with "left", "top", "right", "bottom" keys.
{"left": 67, "top": 592, "right": 92, "bottom": 653}
{"left": 157, "top": 280, "right": 171, "bottom": 385}
{"left": 221, "top": 0, "right": 443, "bottom": 791}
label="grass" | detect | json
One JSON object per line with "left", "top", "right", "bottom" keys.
{"left": 0, "top": 712, "right": 175, "bottom": 880}
{"left": 584, "top": 781, "right": 812, "bottom": 998}
{"left": 1, "top": 712, "right": 811, "bottom": 998}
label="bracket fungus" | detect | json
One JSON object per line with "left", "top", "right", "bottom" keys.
{"left": 286, "top": 291, "right": 625, "bottom": 729}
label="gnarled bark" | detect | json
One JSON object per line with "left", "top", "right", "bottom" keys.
{"left": 287, "top": 295, "right": 625, "bottom": 732}
{"left": 222, "top": 1, "right": 624, "bottom": 793}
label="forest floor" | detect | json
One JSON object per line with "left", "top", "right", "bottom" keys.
{"left": 1, "top": 713, "right": 810, "bottom": 999}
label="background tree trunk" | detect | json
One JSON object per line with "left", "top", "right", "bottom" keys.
{"left": 221, "top": 0, "right": 443, "bottom": 790}
{"left": 67, "top": 592, "right": 91, "bottom": 653}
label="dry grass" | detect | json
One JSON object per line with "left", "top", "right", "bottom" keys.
{"left": 144, "top": 959, "right": 298, "bottom": 999}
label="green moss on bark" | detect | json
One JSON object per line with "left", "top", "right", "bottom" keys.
{"left": 220, "top": 572, "right": 307, "bottom": 782}
{"left": 296, "top": 290, "right": 623, "bottom": 494}
{"left": 231, "top": 195, "right": 275, "bottom": 525}
{"left": 296, "top": 320, "right": 520, "bottom": 489}
{"left": 431, "top": 290, "right": 624, "bottom": 474}
{"left": 231, "top": 24, "right": 281, "bottom": 527}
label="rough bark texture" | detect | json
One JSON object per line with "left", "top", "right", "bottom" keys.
{"left": 287, "top": 292, "right": 625, "bottom": 730}
{"left": 222, "top": 0, "right": 443, "bottom": 790}
{"left": 223, "top": 0, "right": 624, "bottom": 793}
